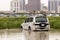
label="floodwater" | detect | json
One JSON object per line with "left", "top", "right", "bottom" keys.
{"left": 0, "top": 29, "right": 60, "bottom": 40}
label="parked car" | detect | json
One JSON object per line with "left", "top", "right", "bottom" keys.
{"left": 21, "top": 14, "right": 50, "bottom": 31}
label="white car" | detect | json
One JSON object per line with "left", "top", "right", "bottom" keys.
{"left": 21, "top": 14, "right": 50, "bottom": 31}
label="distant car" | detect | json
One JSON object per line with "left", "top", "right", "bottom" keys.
{"left": 21, "top": 14, "right": 50, "bottom": 31}
{"left": 15, "top": 15, "right": 21, "bottom": 17}
{"left": 0, "top": 14, "right": 7, "bottom": 17}
{"left": 47, "top": 14, "right": 59, "bottom": 17}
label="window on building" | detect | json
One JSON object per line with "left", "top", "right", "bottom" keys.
{"left": 17, "top": 2, "right": 18, "bottom": 12}
{"left": 55, "top": 1, "right": 57, "bottom": 12}
{"left": 15, "top": 2, "right": 16, "bottom": 7}
{"left": 48, "top": 1, "right": 50, "bottom": 11}
{"left": 52, "top": 1, "right": 53, "bottom": 10}
{"left": 17, "top": 2, "right": 18, "bottom": 7}
{"left": 59, "top": 1, "right": 60, "bottom": 5}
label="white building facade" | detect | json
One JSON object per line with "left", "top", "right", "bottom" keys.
{"left": 48, "top": 0, "right": 60, "bottom": 13}
{"left": 11, "top": 0, "right": 41, "bottom": 13}
{"left": 11, "top": 0, "right": 25, "bottom": 13}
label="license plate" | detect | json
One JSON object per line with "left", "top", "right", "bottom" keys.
{"left": 41, "top": 24, "right": 44, "bottom": 26}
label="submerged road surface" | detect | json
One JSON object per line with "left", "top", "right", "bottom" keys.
{"left": 0, "top": 29, "right": 60, "bottom": 40}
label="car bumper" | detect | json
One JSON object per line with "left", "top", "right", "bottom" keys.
{"left": 34, "top": 25, "right": 50, "bottom": 31}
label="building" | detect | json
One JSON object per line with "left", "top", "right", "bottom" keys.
{"left": 41, "top": 4, "right": 44, "bottom": 10}
{"left": 25, "top": 0, "right": 41, "bottom": 12}
{"left": 48, "top": 0, "right": 60, "bottom": 13}
{"left": 11, "top": 0, "right": 25, "bottom": 13}
{"left": 41, "top": 4, "right": 48, "bottom": 11}
{"left": 57, "top": 6, "right": 60, "bottom": 13}
{"left": 11, "top": 0, "right": 41, "bottom": 13}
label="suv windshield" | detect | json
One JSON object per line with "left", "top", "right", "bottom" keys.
{"left": 35, "top": 16, "right": 47, "bottom": 22}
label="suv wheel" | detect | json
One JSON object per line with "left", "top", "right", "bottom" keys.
{"left": 20, "top": 26, "right": 23, "bottom": 29}
{"left": 28, "top": 26, "right": 31, "bottom": 30}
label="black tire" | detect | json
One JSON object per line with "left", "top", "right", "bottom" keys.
{"left": 28, "top": 26, "right": 31, "bottom": 30}
{"left": 20, "top": 26, "right": 23, "bottom": 29}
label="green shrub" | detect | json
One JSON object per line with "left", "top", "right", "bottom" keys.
{"left": 48, "top": 16, "right": 60, "bottom": 29}
{"left": 0, "top": 16, "right": 60, "bottom": 29}
{"left": 0, "top": 17, "right": 26, "bottom": 29}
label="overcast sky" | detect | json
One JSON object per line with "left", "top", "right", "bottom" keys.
{"left": 0, "top": 0, "right": 48, "bottom": 11}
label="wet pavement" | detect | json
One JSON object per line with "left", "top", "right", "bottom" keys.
{"left": 0, "top": 29, "right": 60, "bottom": 40}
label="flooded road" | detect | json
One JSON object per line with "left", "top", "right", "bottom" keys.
{"left": 0, "top": 29, "right": 60, "bottom": 40}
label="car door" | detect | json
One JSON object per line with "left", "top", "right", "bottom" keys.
{"left": 22, "top": 17, "right": 33, "bottom": 29}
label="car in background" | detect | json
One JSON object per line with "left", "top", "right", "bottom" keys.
{"left": 47, "top": 14, "right": 59, "bottom": 17}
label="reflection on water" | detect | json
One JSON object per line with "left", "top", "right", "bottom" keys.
{"left": 0, "top": 29, "right": 23, "bottom": 40}
{"left": 0, "top": 29, "right": 59, "bottom": 40}
{"left": 49, "top": 31, "right": 60, "bottom": 40}
{"left": 23, "top": 30, "right": 49, "bottom": 40}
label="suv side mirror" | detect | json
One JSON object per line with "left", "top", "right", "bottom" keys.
{"left": 25, "top": 20, "right": 26, "bottom": 23}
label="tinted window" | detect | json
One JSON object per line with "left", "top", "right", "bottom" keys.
{"left": 35, "top": 16, "right": 47, "bottom": 22}
{"left": 25, "top": 17, "right": 33, "bottom": 22}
